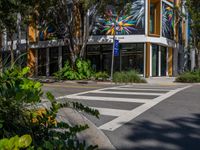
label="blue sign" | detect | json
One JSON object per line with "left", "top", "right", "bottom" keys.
{"left": 114, "top": 39, "right": 119, "bottom": 56}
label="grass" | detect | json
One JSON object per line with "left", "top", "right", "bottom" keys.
{"left": 175, "top": 70, "right": 200, "bottom": 83}
{"left": 113, "top": 70, "right": 147, "bottom": 83}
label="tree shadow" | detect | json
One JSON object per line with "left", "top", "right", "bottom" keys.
{"left": 124, "top": 113, "right": 200, "bottom": 150}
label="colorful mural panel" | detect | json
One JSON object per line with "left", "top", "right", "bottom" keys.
{"left": 38, "top": 20, "right": 58, "bottom": 41}
{"left": 162, "top": 2, "right": 174, "bottom": 39}
{"left": 92, "top": 0, "right": 145, "bottom": 35}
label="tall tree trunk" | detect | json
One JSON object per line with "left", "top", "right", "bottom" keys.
{"left": 73, "top": 3, "right": 82, "bottom": 59}
{"left": 8, "top": 34, "right": 14, "bottom": 67}
{"left": 197, "top": 50, "right": 200, "bottom": 69}
{"left": 0, "top": 49, "right": 2, "bottom": 72}
{"left": 79, "top": 3, "right": 100, "bottom": 58}
{"left": 0, "top": 34, "right": 2, "bottom": 71}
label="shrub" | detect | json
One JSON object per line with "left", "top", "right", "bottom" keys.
{"left": 54, "top": 59, "right": 94, "bottom": 80}
{"left": 113, "top": 70, "right": 146, "bottom": 83}
{"left": 0, "top": 135, "right": 32, "bottom": 150}
{"left": 176, "top": 70, "right": 200, "bottom": 83}
{"left": 0, "top": 67, "right": 42, "bottom": 137}
{"left": 0, "top": 67, "right": 99, "bottom": 149}
{"left": 95, "top": 71, "right": 109, "bottom": 81}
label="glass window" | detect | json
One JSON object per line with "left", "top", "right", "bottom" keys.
{"left": 49, "top": 47, "right": 58, "bottom": 76}
{"left": 152, "top": 44, "right": 159, "bottom": 76}
{"left": 62, "top": 46, "right": 71, "bottom": 66}
{"left": 38, "top": 49, "right": 46, "bottom": 76}
{"left": 150, "top": 4, "right": 155, "bottom": 34}
{"left": 161, "top": 46, "right": 167, "bottom": 76}
{"left": 121, "top": 43, "right": 144, "bottom": 74}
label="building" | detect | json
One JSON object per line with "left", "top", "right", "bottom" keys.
{"left": 27, "top": 0, "right": 188, "bottom": 77}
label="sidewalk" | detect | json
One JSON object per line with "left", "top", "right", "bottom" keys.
{"left": 146, "top": 77, "right": 177, "bottom": 85}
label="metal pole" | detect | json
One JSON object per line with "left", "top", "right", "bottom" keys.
{"left": 110, "top": 19, "right": 116, "bottom": 80}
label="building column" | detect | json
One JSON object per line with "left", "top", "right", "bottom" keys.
{"left": 150, "top": 44, "right": 152, "bottom": 77}
{"left": 158, "top": 46, "right": 161, "bottom": 77}
{"left": 58, "top": 46, "right": 62, "bottom": 70}
{"left": 168, "top": 47, "right": 173, "bottom": 77}
{"left": 145, "top": 42, "right": 151, "bottom": 78}
{"left": 144, "top": 43, "right": 146, "bottom": 77}
{"left": 46, "top": 48, "right": 50, "bottom": 77}
{"left": 28, "top": 23, "right": 38, "bottom": 76}
{"left": 35, "top": 49, "right": 38, "bottom": 76}
{"left": 27, "top": 49, "right": 36, "bottom": 76}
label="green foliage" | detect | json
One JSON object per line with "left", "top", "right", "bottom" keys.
{"left": 0, "top": 67, "right": 42, "bottom": 137}
{"left": 186, "top": 0, "right": 200, "bottom": 67}
{"left": 176, "top": 70, "right": 200, "bottom": 83}
{"left": 113, "top": 70, "right": 147, "bottom": 83}
{"left": 0, "top": 135, "right": 32, "bottom": 150}
{"left": 186, "top": 0, "right": 200, "bottom": 44}
{"left": 95, "top": 71, "right": 109, "bottom": 81}
{"left": 76, "top": 59, "right": 94, "bottom": 79}
{"left": 0, "top": 67, "right": 99, "bottom": 149}
{"left": 54, "top": 59, "right": 94, "bottom": 80}
{"left": 30, "top": 92, "right": 99, "bottom": 149}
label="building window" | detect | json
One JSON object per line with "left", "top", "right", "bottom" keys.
{"left": 38, "top": 49, "right": 46, "bottom": 76}
{"left": 49, "top": 47, "right": 59, "bottom": 76}
{"left": 161, "top": 46, "right": 167, "bottom": 76}
{"left": 150, "top": 4, "right": 156, "bottom": 34}
{"left": 62, "top": 46, "right": 71, "bottom": 67}
{"left": 86, "top": 43, "right": 144, "bottom": 75}
{"left": 149, "top": 0, "right": 160, "bottom": 36}
{"left": 152, "top": 44, "right": 159, "bottom": 76}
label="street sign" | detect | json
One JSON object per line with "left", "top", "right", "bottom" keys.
{"left": 114, "top": 39, "right": 119, "bottom": 56}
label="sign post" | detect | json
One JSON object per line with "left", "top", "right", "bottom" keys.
{"left": 114, "top": 39, "right": 119, "bottom": 56}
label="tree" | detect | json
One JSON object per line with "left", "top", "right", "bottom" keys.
{"left": 186, "top": 0, "right": 200, "bottom": 68}
{"left": 0, "top": 0, "right": 33, "bottom": 66}
{"left": 31, "top": 0, "right": 132, "bottom": 66}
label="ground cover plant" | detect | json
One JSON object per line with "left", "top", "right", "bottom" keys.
{"left": 54, "top": 59, "right": 94, "bottom": 80}
{"left": 94, "top": 71, "right": 109, "bottom": 81}
{"left": 0, "top": 67, "right": 99, "bottom": 149}
{"left": 175, "top": 70, "right": 200, "bottom": 83}
{"left": 113, "top": 70, "right": 146, "bottom": 83}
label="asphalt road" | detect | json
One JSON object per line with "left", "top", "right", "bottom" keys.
{"left": 43, "top": 82, "right": 200, "bottom": 150}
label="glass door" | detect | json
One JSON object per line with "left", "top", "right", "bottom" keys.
{"left": 152, "top": 44, "right": 159, "bottom": 76}
{"left": 49, "top": 47, "right": 59, "bottom": 76}
{"left": 161, "top": 47, "right": 167, "bottom": 76}
{"left": 38, "top": 49, "right": 46, "bottom": 76}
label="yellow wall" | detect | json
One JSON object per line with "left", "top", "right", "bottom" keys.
{"left": 168, "top": 47, "right": 173, "bottom": 76}
{"left": 146, "top": 42, "right": 151, "bottom": 77}
{"left": 27, "top": 25, "right": 38, "bottom": 76}
{"left": 27, "top": 49, "right": 36, "bottom": 76}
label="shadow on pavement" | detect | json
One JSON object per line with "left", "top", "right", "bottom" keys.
{"left": 124, "top": 114, "right": 200, "bottom": 150}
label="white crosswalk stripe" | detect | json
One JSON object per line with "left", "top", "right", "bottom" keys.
{"left": 108, "top": 87, "right": 170, "bottom": 92}
{"left": 90, "top": 90, "right": 163, "bottom": 96}
{"left": 56, "top": 85, "right": 192, "bottom": 131}
{"left": 91, "top": 107, "right": 129, "bottom": 117}
{"left": 66, "top": 95, "right": 150, "bottom": 103}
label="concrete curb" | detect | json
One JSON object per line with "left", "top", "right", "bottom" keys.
{"left": 39, "top": 102, "right": 116, "bottom": 150}
{"left": 57, "top": 108, "right": 116, "bottom": 150}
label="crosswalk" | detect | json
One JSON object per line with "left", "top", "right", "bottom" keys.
{"left": 57, "top": 85, "right": 191, "bottom": 131}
